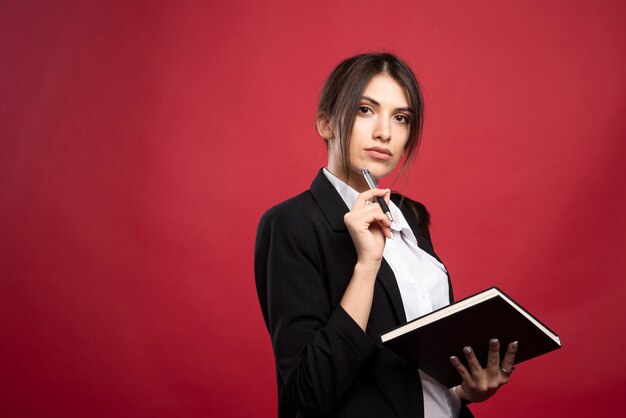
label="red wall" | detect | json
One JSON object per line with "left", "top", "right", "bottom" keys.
{"left": 2, "top": 1, "right": 625, "bottom": 416}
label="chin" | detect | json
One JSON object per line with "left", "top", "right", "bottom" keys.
{"left": 360, "top": 162, "right": 394, "bottom": 180}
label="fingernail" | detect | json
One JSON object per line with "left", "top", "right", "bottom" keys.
{"left": 490, "top": 338, "right": 498, "bottom": 345}
{"left": 463, "top": 346, "right": 472, "bottom": 354}
{"left": 450, "top": 356, "right": 457, "bottom": 362}
{"left": 385, "top": 189, "right": 390, "bottom": 194}
{"left": 512, "top": 341, "right": 518, "bottom": 350}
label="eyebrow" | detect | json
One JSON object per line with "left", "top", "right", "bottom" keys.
{"left": 361, "top": 96, "right": 413, "bottom": 114}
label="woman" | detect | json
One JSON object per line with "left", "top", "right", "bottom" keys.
{"left": 255, "top": 53, "right": 517, "bottom": 418}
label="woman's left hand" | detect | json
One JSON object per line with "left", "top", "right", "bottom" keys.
{"left": 449, "top": 339, "right": 518, "bottom": 403}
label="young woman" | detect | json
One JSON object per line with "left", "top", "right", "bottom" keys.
{"left": 255, "top": 53, "right": 517, "bottom": 418}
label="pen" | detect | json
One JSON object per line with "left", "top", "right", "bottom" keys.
{"left": 360, "top": 167, "right": 393, "bottom": 222}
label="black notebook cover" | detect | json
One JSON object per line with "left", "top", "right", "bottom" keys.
{"left": 381, "top": 287, "right": 562, "bottom": 388}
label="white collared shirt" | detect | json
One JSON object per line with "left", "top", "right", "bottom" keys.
{"left": 323, "top": 168, "right": 461, "bottom": 418}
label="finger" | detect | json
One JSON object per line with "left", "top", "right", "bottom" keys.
{"left": 382, "top": 188, "right": 391, "bottom": 206}
{"left": 366, "top": 207, "right": 392, "bottom": 238}
{"left": 462, "top": 346, "right": 484, "bottom": 377}
{"left": 353, "top": 188, "right": 391, "bottom": 209}
{"left": 374, "top": 224, "right": 392, "bottom": 240}
{"left": 347, "top": 204, "right": 392, "bottom": 238}
{"left": 378, "top": 222, "right": 392, "bottom": 239}
{"left": 450, "top": 356, "right": 473, "bottom": 383}
{"left": 486, "top": 338, "right": 501, "bottom": 375}
{"left": 348, "top": 204, "right": 392, "bottom": 231}
{"left": 363, "top": 204, "right": 391, "bottom": 227}
{"left": 501, "top": 341, "right": 518, "bottom": 371}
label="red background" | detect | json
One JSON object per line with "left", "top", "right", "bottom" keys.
{"left": 2, "top": 1, "right": 625, "bottom": 416}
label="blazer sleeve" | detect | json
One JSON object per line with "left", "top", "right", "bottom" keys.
{"left": 255, "top": 204, "right": 381, "bottom": 416}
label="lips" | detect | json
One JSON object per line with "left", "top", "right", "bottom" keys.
{"left": 365, "top": 147, "right": 392, "bottom": 160}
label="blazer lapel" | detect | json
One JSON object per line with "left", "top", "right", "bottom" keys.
{"left": 377, "top": 259, "right": 407, "bottom": 324}
{"left": 310, "top": 169, "right": 407, "bottom": 324}
{"left": 309, "top": 169, "right": 348, "bottom": 232}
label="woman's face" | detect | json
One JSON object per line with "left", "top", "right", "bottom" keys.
{"left": 327, "top": 74, "right": 411, "bottom": 191}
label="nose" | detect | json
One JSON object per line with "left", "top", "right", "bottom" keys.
{"left": 373, "top": 116, "right": 391, "bottom": 142}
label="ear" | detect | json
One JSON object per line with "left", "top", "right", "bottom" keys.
{"left": 316, "top": 114, "right": 334, "bottom": 141}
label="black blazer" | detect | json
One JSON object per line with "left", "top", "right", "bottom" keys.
{"left": 255, "top": 169, "right": 472, "bottom": 418}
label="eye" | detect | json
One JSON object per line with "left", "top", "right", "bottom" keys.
{"left": 394, "top": 114, "right": 410, "bottom": 124}
{"left": 358, "top": 106, "right": 373, "bottom": 115}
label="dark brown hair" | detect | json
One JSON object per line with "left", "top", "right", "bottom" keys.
{"left": 317, "top": 52, "right": 424, "bottom": 182}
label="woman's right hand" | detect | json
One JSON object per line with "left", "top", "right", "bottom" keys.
{"left": 343, "top": 188, "right": 392, "bottom": 267}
